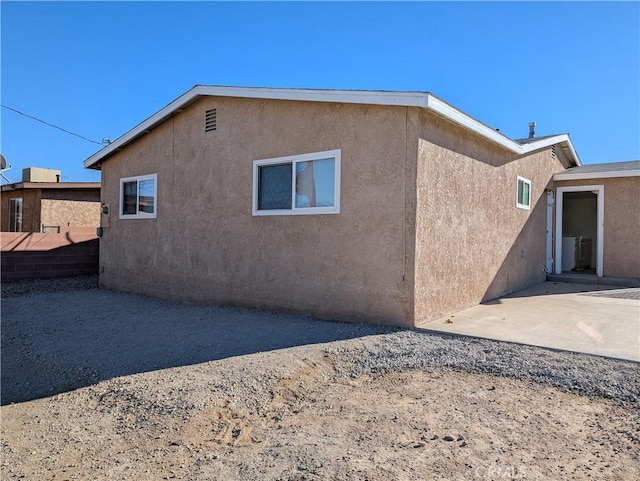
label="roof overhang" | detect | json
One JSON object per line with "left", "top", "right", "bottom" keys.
{"left": 83, "top": 85, "right": 582, "bottom": 169}
{"left": 1, "top": 182, "right": 101, "bottom": 192}
{"left": 554, "top": 169, "right": 640, "bottom": 181}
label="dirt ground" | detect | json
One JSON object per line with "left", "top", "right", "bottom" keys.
{"left": 2, "top": 349, "right": 638, "bottom": 481}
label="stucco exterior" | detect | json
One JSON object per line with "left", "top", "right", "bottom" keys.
{"left": 413, "top": 110, "right": 573, "bottom": 323}
{"left": 0, "top": 183, "right": 100, "bottom": 233}
{"left": 555, "top": 176, "right": 640, "bottom": 278}
{"left": 99, "top": 97, "right": 417, "bottom": 326}
{"left": 94, "top": 90, "right": 586, "bottom": 327}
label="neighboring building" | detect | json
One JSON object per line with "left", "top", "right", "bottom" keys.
{"left": 82, "top": 85, "right": 635, "bottom": 327}
{"left": 1, "top": 168, "right": 101, "bottom": 233}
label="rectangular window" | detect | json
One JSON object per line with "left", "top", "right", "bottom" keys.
{"left": 119, "top": 174, "right": 157, "bottom": 219}
{"left": 516, "top": 176, "right": 531, "bottom": 210}
{"left": 253, "top": 149, "right": 341, "bottom": 216}
{"left": 9, "top": 198, "right": 23, "bottom": 232}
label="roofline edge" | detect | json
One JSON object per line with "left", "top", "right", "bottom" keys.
{"left": 554, "top": 169, "right": 640, "bottom": 181}
{"left": 83, "top": 86, "right": 582, "bottom": 169}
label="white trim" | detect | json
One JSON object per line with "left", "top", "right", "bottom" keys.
{"left": 9, "top": 197, "right": 23, "bottom": 232}
{"left": 119, "top": 173, "right": 158, "bottom": 219}
{"left": 195, "top": 85, "right": 432, "bottom": 107}
{"left": 83, "top": 86, "right": 582, "bottom": 169}
{"left": 554, "top": 169, "right": 640, "bottom": 181}
{"left": 252, "top": 149, "right": 341, "bottom": 216}
{"left": 516, "top": 176, "right": 532, "bottom": 210}
{"left": 545, "top": 191, "right": 554, "bottom": 273}
{"left": 554, "top": 185, "right": 604, "bottom": 277}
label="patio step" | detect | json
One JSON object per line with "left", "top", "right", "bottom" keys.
{"left": 548, "top": 273, "right": 640, "bottom": 288}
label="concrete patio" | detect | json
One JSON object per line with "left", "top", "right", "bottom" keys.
{"left": 419, "top": 282, "right": 640, "bottom": 362}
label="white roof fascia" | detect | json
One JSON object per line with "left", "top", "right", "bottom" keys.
{"left": 195, "top": 85, "right": 432, "bottom": 107}
{"left": 83, "top": 86, "right": 202, "bottom": 168}
{"left": 83, "top": 86, "right": 431, "bottom": 169}
{"left": 520, "top": 134, "right": 582, "bottom": 166}
{"left": 554, "top": 169, "right": 640, "bottom": 181}
{"left": 424, "top": 95, "right": 521, "bottom": 152}
{"left": 84, "top": 85, "right": 582, "bottom": 168}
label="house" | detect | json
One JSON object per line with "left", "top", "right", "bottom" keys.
{"left": 1, "top": 167, "right": 102, "bottom": 281}
{"left": 1, "top": 167, "right": 101, "bottom": 233}
{"left": 82, "top": 85, "right": 635, "bottom": 327}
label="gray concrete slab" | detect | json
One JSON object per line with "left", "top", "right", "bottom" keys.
{"left": 418, "top": 282, "right": 640, "bottom": 362}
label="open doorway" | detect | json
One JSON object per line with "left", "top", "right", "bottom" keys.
{"left": 555, "top": 185, "right": 604, "bottom": 277}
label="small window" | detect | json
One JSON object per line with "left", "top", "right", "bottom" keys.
{"left": 252, "top": 150, "right": 341, "bottom": 216}
{"left": 9, "top": 198, "right": 22, "bottom": 232}
{"left": 119, "top": 174, "right": 157, "bottom": 219}
{"left": 516, "top": 176, "right": 531, "bottom": 210}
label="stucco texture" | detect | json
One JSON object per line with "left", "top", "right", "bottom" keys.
{"left": 556, "top": 177, "right": 640, "bottom": 278}
{"left": 98, "top": 96, "right": 577, "bottom": 327}
{"left": 1, "top": 188, "right": 100, "bottom": 233}
{"left": 99, "top": 98, "right": 415, "bottom": 326}
{"left": 40, "top": 199, "right": 100, "bottom": 230}
{"left": 413, "top": 111, "right": 571, "bottom": 323}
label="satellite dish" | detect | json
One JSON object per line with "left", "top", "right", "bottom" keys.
{"left": 0, "top": 154, "right": 12, "bottom": 184}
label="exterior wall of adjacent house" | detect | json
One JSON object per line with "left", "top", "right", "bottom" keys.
{"left": 98, "top": 97, "right": 418, "bottom": 326}
{"left": 413, "top": 110, "right": 573, "bottom": 323}
{"left": 40, "top": 189, "right": 101, "bottom": 231}
{"left": 1, "top": 187, "right": 100, "bottom": 233}
{"left": 0, "top": 189, "right": 41, "bottom": 232}
{"left": 555, "top": 176, "right": 640, "bottom": 278}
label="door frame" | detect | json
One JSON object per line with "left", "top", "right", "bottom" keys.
{"left": 554, "top": 185, "right": 604, "bottom": 277}
{"left": 545, "top": 191, "right": 554, "bottom": 274}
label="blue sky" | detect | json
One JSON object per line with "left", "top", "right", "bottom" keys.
{"left": 1, "top": 1, "right": 639, "bottom": 182}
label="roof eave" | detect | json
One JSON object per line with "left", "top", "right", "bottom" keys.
{"left": 1, "top": 182, "right": 101, "bottom": 191}
{"left": 83, "top": 86, "right": 582, "bottom": 169}
{"left": 424, "top": 97, "right": 581, "bottom": 165}
{"left": 554, "top": 169, "right": 640, "bottom": 181}
{"left": 521, "top": 134, "right": 582, "bottom": 167}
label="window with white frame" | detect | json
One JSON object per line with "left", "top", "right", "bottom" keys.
{"left": 120, "top": 174, "right": 157, "bottom": 219}
{"left": 516, "top": 176, "right": 531, "bottom": 210}
{"left": 9, "top": 198, "right": 23, "bottom": 232}
{"left": 253, "top": 149, "right": 341, "bottom": 216}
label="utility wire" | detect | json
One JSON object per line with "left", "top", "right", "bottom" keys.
{"left": 1, "top": 104, "right": 104, "bottom": 145}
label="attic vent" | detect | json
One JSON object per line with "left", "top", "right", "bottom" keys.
{"left": 551, "top": 145, "right": 557, "bottom": 159}
{"left": 205, "top": 109, "right": 217, "bottom": 132}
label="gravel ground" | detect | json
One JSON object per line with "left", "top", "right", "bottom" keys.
{"left": 1, "top": 274, "right": 98, "bottom": 298}
{"left": 1, "top": 276, "right": 639, "bottom": 480}
{"left": 2, "top": 275, "right": 638, "bottom": 406}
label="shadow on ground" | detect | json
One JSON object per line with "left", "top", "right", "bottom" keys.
{"left": 464, "top": 282, "right": 624, "bottom": 308}
{"left": 1, "top": 289, "right": 396, "bottom": 405}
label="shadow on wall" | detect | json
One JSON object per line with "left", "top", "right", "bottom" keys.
{"left": 0, "top": 289, "right": 398, "bottom": 405}
{"left": 420, "top": 110, "right": 521, "bottom": 168}
{"left": 481, "top": 191, "right": 548, "bottom": 303}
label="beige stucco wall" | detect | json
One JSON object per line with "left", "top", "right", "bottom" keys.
{"left": 555, "top": 177, "right": 640, "bottom": 278}
{"left": 99, "top": 97, "right": 418, "bottom": 326}
{"left": 40, "top": 199, "right": 100, "bottom": 229}
{"left": 413, "top": 111, "right": 572, "bottom": 323}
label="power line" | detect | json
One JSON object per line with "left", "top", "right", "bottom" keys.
{"left": 1, "top": 104, "right": 104, "bottom": 145}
